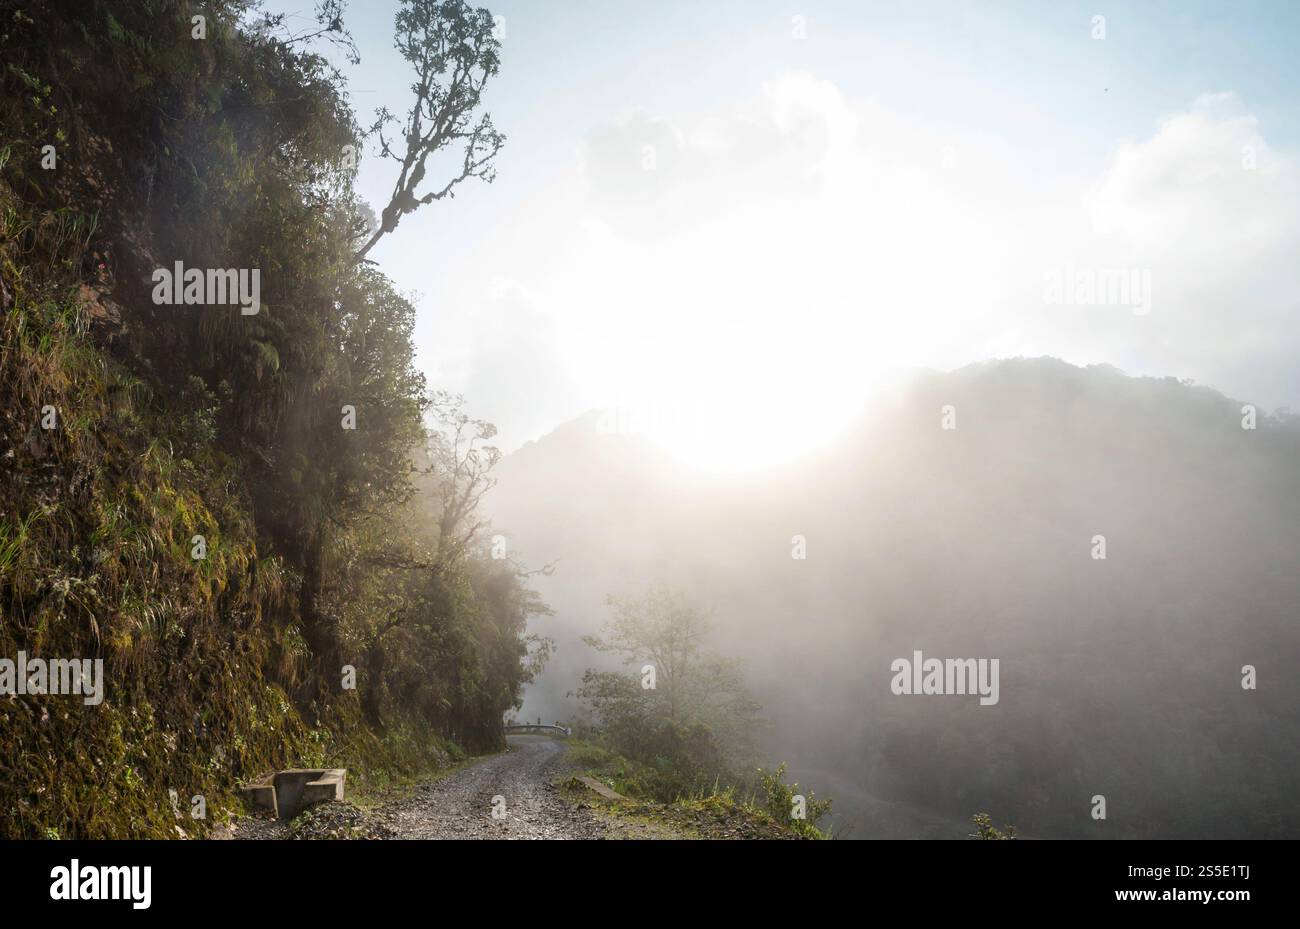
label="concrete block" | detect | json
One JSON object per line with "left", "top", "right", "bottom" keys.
{"left": 240, "top": 768, "right": 346, "bottom": 819}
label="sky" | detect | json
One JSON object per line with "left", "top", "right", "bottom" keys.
{"left": 267, "top": 0, "right": 1300, "bottom": 469}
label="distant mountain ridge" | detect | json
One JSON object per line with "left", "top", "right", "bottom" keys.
{"left": 488, "top": 357, "right": 1300, "bottom": 838}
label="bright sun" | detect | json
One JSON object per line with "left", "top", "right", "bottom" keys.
{"left": 550, "top": 72, "right": 998, "bottom": 475}
{"left": 602, "top": 326, "right": 891, "bottom": 474}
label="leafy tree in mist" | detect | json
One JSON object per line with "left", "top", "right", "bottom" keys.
{"left": 578, "top": 586, "right": 762, "bottom": 782}
{"left": 358, "top": 0, "right": 505, "bottom": 259}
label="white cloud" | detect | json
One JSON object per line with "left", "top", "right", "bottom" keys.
{"left": 460, "top": 82, "right": 1300, "bottom": 461}
{"left": 1089, "top": 92, "right": 1297, "bottom": 264}
{"left": 577, "top": 72, "right": 857, "bottom": 241}
{"left": 1077, "top": 92, "right": 1300, "bottom": 403}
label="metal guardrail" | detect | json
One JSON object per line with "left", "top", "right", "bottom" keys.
{"left": 504, "top": 724, "right": 571, "bottom": 737}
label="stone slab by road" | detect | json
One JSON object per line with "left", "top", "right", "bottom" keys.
{"left": 229, "top": 734, "right": 673, "bottom": 840}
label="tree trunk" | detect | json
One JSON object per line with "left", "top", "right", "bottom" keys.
{"left": 299, "top": 527, "right": 335, "bottom": 664}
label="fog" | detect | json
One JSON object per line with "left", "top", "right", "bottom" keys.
{"left": 265, "top": 0, "right": 1300, "bottom": 841}
{"left": 487, "top": 358, "right": 1300, "bottom": 838}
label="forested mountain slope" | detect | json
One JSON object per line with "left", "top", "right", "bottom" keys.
{"left": 489, "top": 358, "right": 1300, "bottom": 837}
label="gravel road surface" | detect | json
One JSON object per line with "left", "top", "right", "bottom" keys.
{"left": 381, "top": 734, "right": 611, "bottom": 839}
{"left": 230, "top": 734, "right": 649, "bottom": 840}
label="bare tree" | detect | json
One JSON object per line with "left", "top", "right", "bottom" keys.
{"left": 423, "top": 391, "right": 501, "bottom": 570}
{"left": 357, "top": 0, "right": 505, "bottom": 261}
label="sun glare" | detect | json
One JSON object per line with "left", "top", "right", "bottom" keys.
{"left": 601, "top": 327, "right": 891, "bottom": 474}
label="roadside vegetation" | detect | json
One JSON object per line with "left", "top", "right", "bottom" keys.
{"left": 0, "top": 0, "right": 544, "bottom": 838}
{"left": 566, "top": 587, "right": 833, "bottom": 839}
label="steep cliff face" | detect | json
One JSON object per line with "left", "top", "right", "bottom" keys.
{"left": 0, "top": 2, "right": 537, "bottom": 837}
{"left": 0, "top": 173, "right": 320, "bottom": 837}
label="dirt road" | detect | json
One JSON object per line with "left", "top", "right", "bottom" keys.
{"left": 232, "top": 734, "right": 641, "bottom": 840}
{"left": 379, "top": 734, "right": 611, "bottom": 839}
